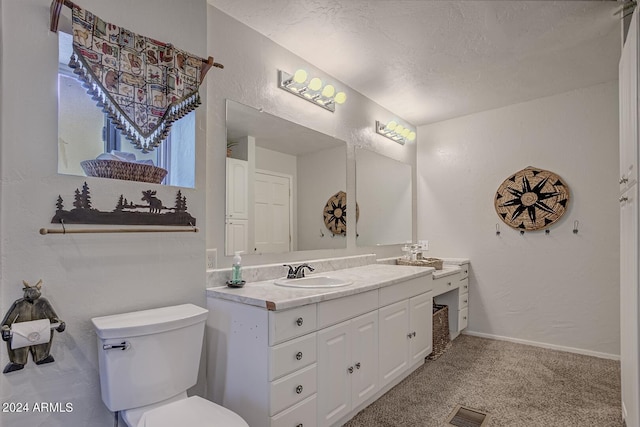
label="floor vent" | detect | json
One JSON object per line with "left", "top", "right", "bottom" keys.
{"left": 446, "top": 405, "right": 490, "bottom": 427}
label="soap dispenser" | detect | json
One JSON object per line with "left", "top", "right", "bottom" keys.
{"left": 227, "top": 251, "right": 246, "bottom": 288}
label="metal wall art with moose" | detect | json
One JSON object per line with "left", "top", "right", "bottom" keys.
{"left": 1, "top": 280, "right": 66, "bottom": 374}
{"left": 50, "top": 182, "right": 196, "bottom": 226}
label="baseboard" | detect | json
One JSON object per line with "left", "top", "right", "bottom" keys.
{"left": 462, "top": 330, "right": 620, "bottom": 361}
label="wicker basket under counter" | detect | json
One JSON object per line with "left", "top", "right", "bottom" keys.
{"left": 396, "top": 257, "right": 443, "bottom": 270}
{"left": 427, "top": 304, "right": 451, "bottom": 360}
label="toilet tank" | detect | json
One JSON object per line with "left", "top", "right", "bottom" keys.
{"left": 91, "top": 304, "right": 209, "bottom": 412}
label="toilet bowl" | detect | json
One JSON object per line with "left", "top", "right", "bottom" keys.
{"left": 91, "top": 304, "right": 248, "bottom": 427}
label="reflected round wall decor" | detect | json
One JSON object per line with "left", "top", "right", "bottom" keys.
{"left": 494, "top": 166, "right": 570, "bottom": 231}
{"left": 323, "top": 191, "right": 359, "bottom": 236}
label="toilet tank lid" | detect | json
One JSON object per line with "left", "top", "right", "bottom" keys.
{"left": 91, "top": 304, "right": 208, "bottom": 340}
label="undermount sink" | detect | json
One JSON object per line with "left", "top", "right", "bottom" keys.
{"left": 274, "top": 275, "right": 353, "bottom": 288}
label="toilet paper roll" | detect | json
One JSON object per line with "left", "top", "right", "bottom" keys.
{"left": 10, "top": 319, "right": 51, "bottom": 350}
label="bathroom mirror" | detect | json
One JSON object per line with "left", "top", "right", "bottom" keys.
{"left": 56, "top": 31, "right": 196, "bottom": 188}
{"left": 225, "top": 99, "right": 347, "bottom": 255}
{"left": 355, "top": 147, "right": 412, "bottom": 246}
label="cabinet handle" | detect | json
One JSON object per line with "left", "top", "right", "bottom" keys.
{"left": 464, "top": 299, "right": 468, "bottom": 303}
{"left": 347, "top": 366, "right": 354, "bottom": 373}
{"left": 296, "top": 424, "right": 303, "bottom": 427}
{"left": 295, "top": 351, "right": 303, "bottom": 361}
{"left": 355, "top": 362, "right": 361, "bottom": 369}
{"left": 464, "top": 285, "right": 468, "bottom": 290}
{"left": 620, "top": 196, "right": 629, "bottom": 203}
{"left": 295, "top": 385, "right": 303, "bottom": 394}
{"left": 296, "top": 317, "right": 304, "bottom": 326}
{"left": 620, "top": 177, "right": 629, "bottom": 184}
{"left": 407, "top": 333, "right": 413, "bottom": 339}
{"left": 464, "top": 269, "right": 468, "bottom": 274}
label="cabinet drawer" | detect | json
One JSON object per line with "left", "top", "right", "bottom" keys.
{"left": 458, "top": 307, "right": 468, "bottom": 330}
{"left": 460, "top": 265, "right": 469, "bottom": 280}
{"left": 379, "top": 276, "right": 430, "bottom": 307}
{"left": 270, "top": 304, "right": 317, "bottom": 345}
{"left": 431, "top": 275, "right": 458, "bottom": 296}
{"left": 317, "top": 290, "right": 378, "bottom": 329}
{"left": 270, "top": 394, "right": 317, "bottom": 427}
{"left": 270, "top": 364, "right": 317, "bottom": 416}
{"left": 458, "top": 292, "right": 469, "bottom": 310}
{"left": 269, "top": 333, "right": 317, "bottom": 381}
{"left": 459, "top": 277, "right": 469, "bottom": 293}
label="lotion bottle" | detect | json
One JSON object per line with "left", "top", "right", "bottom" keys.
{"left": 232, "top": 251, "right": 243, "bottom": 283}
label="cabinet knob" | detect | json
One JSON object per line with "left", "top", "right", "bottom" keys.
{"left": 620, "top": 177, "right": 629, "bottom": 184}
{"left": 347, "top": 366, "right": 354, "bottom": 374}
{"left": 355, "top": 362, "right": 361, "bottom": 369}
{"left": 464, "top": 299, "right": 468, "bottom": 303}
{"left": 464, "top": 285, "right": 468, "bottom": 290}
{"left": 407, "top": 333, "right": 413, "bottom": 339}
{"left": 620, "top": 196, "right": 629, "bottom": 203}
{"left": 447, "top": 282, "right": 452, "bottom": 286}
{"left": 296, "top": 351, "right": 303, "bottom": 361}
{"left": 295, "top": 385, "right": 303, "bottom": 394}
{"left": 296, "top": 317, "right": 304, "bottom": 327}
{"left": 463, "top": 316, "right": 467, "bottom": 320}
{"left": 296, "top": 424, "right": 303, "bottom": 427}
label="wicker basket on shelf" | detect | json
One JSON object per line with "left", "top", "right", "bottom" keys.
{"left": 396, "top": 257, "right": 443, "bottom": 270}
{"left": 81, "top": 159, "right": 167, "bottom": 184}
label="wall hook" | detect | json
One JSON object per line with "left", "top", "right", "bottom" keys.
{"left": 520, "top": 230, "right": 525, "bottom": 235}
{"left": 495, "top": 224, "right": 501, "bottom": 236}
{"left": 319, "top": 229, "right": 325, "bottom": 238}
{"left": 573, "top": 220, "right": 579, "bottom": 234}
{"left": 545, "top": 229, "right": 550, "bottom": 235}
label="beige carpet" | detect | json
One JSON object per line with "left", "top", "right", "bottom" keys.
{"left": 345, "top": 335, "right": 622, "bottom": 427}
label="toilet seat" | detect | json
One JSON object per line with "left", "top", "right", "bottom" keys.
{"left": 135, "top": 396, "right": 249, "bottom": 427}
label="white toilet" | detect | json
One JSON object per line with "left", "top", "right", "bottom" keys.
{"left": 91, "top": 304, "right": 248, "bottom": 427}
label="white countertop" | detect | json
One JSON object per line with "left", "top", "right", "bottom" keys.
{"left": 206, "top": 263, "right": 435, "bottom": 311}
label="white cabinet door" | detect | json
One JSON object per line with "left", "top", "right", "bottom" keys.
{"left": 409, "top": 292, "right": 433, "bottom": 365}
{"left": 226, "top": 158, "right": 249, "bottom": 219}
{"left": 225, "top": 219, "right": 248, "bottom": 255}
{"left": 378, "top": 300, "right": 409, "bottom": 389}
{"left": 317, "top": 320, "right": 351, "bottom": 427}
{"left": 621, "top": 185, "right": 640, "bottom": 427}
{"left": 350, "top": 311, "right": 378, "bottom": 409}
{"left": 620, "top": 9, "right": 639, "bottom": 192}
{"left": 317, "top": 311, "right": 379, "bottom": 427}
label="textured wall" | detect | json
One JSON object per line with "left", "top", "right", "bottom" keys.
{"left": 0, "top": 1, "right": 208, "bottom": 426}
{"left": 417, "top": 82, "right": 620, "bottom": 357}
{"left": 207, "top": 6, "right": 418, "bottom": 268}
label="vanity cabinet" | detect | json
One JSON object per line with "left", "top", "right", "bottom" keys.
{"left": 207, "top": 272, "right": 434, "bottom": 427}
{"left": 317, "top": 311, "right": 378, "bottom": 427}
{"left": 432, "top": 264, "right": 470, "bottom": 339}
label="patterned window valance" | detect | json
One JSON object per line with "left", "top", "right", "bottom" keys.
{"left": 50, "top": 0, "right": 222, "bottom": 153}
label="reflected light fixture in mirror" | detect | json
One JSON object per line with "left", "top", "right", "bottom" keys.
{"left": 278, "top": 69, "right": 347, "bottom": 112}
{"left": 375, "top": 120, "right": 416, "bottom": 145}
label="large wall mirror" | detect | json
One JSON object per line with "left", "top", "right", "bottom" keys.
{"left": 355, "top": 147, "right": 412, "bottom": 246}
{"left": 56, "top": 30, "right": 196, "bottom": 188}
{"left": 225, "top": 99, "right": 348, "bottom": 255}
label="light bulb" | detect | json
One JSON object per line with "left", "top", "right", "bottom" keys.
{"left": 334, "top": 92, "right": 347, "bottom": 104}
{"left": 401, "top": 128, "right": 410, "bottom": 138}
{"left": 308, "top": 77, "right": 322, "bottom": 91}
{"left": 386, "top": 121, "right": 398, "bottom": 131}
{"left": 293, "top": 69, "right": 308, "bottom": 84}
{"left": 322, "top": 84, "right": 335, "bottom": 98}
{"left": 407, "top": 131, "right": 416, "bottom": 141}
{"left": 395, "top": 125, "right": 405, "bottom": 135}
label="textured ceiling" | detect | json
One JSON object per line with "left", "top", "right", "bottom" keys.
{"left": 207, "top": 1, "right": 621, "bottom": 126}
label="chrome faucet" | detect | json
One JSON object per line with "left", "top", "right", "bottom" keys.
{"left": 283, "top": 263, "right": 315, "bottom": 279}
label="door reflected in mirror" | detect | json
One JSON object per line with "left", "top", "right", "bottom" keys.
{"left": 225, "top": 100, "right": 348, "bottom": 255}
{"left": 356, "top": 147, "right": 412, "bottom": 246}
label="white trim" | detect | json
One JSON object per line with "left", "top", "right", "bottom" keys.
{"left": 462, "top": 330, "right": 620, "bottom": 361}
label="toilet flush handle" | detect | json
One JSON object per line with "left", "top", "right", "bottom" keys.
{"left": 103, "top": 341, "right": 130, "bottom": 351}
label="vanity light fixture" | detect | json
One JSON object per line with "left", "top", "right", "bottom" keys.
{"left": 278, "top": 69, "right": 347, "bottom": 112}
{"left": 375, "top": 120, "right": 416, "bottom": 145}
